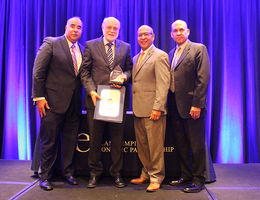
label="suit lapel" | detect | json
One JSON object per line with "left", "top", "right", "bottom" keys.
{"left": 134, "top": 46, "right": 155, "bottom": 77}
{"left": 61, "top": 36, "right": 75, "bottom": 74}
{"left": 96, "top": 36, "right": 110, "bottom": 67}
{"left": 174, "top": 40, "right": 191, "bottom": 70}
{"left": 113, "top": 39, "right": 121, "bottom": 70}
{"left": 169, "top": 48, "right": 176, "bottom": 67}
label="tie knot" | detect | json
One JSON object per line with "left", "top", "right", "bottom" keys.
{"left": 107, "top": 43, "right": 113, "bottom": 48}
{"left": 71, "top": 44, "right": 76, "bottom": 49}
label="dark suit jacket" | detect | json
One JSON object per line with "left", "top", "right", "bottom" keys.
{"left": 80, "top": 36, "right": 133, "bottom": 110}
{"left": 32, "top": 36, "right": 84, "bottom": 114}
{"left": 169, "top": 40, "right": 210, "bottom": 119}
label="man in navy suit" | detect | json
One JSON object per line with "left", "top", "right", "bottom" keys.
{"left": 167, "top": 20, "right": 210, "bottom": 193}
{"left": 80, "top": 17, "right": 132, "bottom": 188}
{"left": 32, "top": 17, "right": 84, "bottom": 191}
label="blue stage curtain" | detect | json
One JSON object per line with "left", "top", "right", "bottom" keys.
{"left": 0, "top": 0, "right": 259, "bottom": 163}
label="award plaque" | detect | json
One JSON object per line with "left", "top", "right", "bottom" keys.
{"left": 109, "top": 65, "right": 126, "bottom": 85}
{"left": 94, "top": 85, "right": 126, "bottom": 123}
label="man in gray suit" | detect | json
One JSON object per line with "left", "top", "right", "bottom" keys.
{"left": 80, "top": 17, "right": 132, "bottom": 188}
{"left": 168, "top": 20, "right": 210, "bottom": 193}
{"left": 32, "top": 17, "right": 84, "bottom": 190}
{"left": 130, "top": 25, "right": 170, "bottom": 192}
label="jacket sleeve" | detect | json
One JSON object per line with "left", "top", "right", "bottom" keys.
{"left": 153, "top": 51, "right": 171, "bottom": 112}
{"left": 32, "top": 37, "right": 53, "bottom": 98}
{"left": 192, "top": 45, "right": 210, "bottom": 108}
{"left": 80, "top": 42, "right": 96, "bottom": 94}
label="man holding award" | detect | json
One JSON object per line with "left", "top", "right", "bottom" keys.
{"left": 130, "top": 25, "right": 170, "bottom": 192}
{"left": 80, "top": 17, "right": 133, "bottom": 188}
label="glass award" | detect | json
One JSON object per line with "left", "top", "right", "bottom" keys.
{"left": 109, "top": 65, "right": 125, "bottom": 85}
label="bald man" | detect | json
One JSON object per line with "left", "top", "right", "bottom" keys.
{"left": 130, "top": 25, "right": 170, "bottom": 192}
{"left": 167, "top": 20, "right": 210, "bottom": 193}
{"left": 32, "top": 17, "right": 84, "bottom": 191}
{"left": 80, "top": 17, "right": 133, "bottom": 188}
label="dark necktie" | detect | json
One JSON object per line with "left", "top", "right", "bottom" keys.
{"left": 106, "top": 43, "right": 114, "bottom": 68}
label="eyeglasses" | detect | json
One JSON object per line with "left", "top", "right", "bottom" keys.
{"left": 138, "top": 32, "right": 153, "bottom": 38}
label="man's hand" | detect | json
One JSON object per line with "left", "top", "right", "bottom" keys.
{"left": 90, "top": 91, "right": 102, "bottom": 106}
{"left": 111, "top": 74, "right": 127, "bottom": 88}
{"left": 150, "top": 110, "right": 162, "bottom": 120}
{"left": 190, "top": 106, "right": 201, "bottom": 120}
{"left": 36, "top": 99, "right": 50, "bottom": 118}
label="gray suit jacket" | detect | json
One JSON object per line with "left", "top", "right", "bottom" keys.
{"left": 32, "top": 36, "right": 84, "bottom": 114}
{"left": 80, "top": 36, "right": 133, "bottom": 110}
{"left": 169, "top": 40, "right": 210, "bottom": 118}
{"left": 132, "top": 45, "right": 170, "bottom": 117}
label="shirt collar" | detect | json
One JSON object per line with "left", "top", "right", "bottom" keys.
{"left": 65, "top": 35, "right": 78, "bottom": 48}
{"left": 103, "top": 37, "right": 115, "bottom": 46}
{"left": 140, "top": 44, "right": 154, "bottom": 55}
{"left": 176, "top": 40, "right": 188, "bottom": 50}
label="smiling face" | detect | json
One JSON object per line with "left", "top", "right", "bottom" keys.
{"left": 102, "top": 17, "right": 120, "bottom": 43}
{"left": 65, "top": 17, "right": 82, "bottom": 43}
{"left": 137, "top": 25, "right": 155, "bottom": 51}
{"left": 171, "top": 20, "right": 190, "bottom": 46}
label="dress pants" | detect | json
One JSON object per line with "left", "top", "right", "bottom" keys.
{"left": 134, "top": 116, "right": 166, "bottom": 184}
{"left": 168, "top": 91, "right": 205, "bottom": 184}
{"left": 87, "top": 109, "right": 124, "bottom": 177}
{"left": 31, "top": 135, "right": 40, "bottom": 172}
{"left": 39, "top": 95, "right": 80, "bottom": 181}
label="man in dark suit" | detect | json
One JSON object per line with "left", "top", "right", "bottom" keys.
{"left": 80, "top": 17, "right": 132, "bottom": 188}
{"left": 32, "top": 17, "right": 84, "bottom": 191}
{"left": 130, "top": 25, "right": 170, "bottom": 192}
{"left": 167, "top": 20, "right": 210, "bottom": 193}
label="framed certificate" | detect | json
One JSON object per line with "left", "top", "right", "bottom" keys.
{"left": 94, "top": 85, "right": 126, "bottom": 123}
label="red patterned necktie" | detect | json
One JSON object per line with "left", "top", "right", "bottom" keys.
{"left": 71, "top": 44, "right": 78, "bottom": 75}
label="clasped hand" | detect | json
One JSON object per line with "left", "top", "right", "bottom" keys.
{"left": 150, "top": 110, "right": 161, "bottom": 120}
{"left": 189, "top": 106, "right": 201, "bottom": 120}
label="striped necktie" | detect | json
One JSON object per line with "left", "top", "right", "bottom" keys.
{"left": 106, "top": 43, "right": 114, "bottom": 69}
{"left": 71, "top": 44, "right": 78, "bottom": 75}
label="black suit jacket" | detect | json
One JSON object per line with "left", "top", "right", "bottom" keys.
{"left": 32, "top": 36, "right": 84, "bottom": 114}
{"left": 80, "top": 36, "right": 133, "bottom": 110}
{"left": 169, "top": 40, "right": 210, "bottom": 118}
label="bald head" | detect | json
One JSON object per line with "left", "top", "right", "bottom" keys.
{"left": 171, "top": 20, "right": 190, "bottom": 45}
{"left": 137, "top": 25, "right": 154, "bottom": 35}
{"left": 137, "top": 25, "right": 155, "bottom": 51}
{"left": 171, "top": 20, "right": 188, "bottom": 31}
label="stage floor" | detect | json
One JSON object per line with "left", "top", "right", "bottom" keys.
{"left": 1, "top": 160, "right": 260, "bottom": 200}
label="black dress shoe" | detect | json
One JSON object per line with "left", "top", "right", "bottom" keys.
{"left": 31, "top": 171, "right": 39, "bottom": 179}
{"left": 169, "top": 178, "right": 192, "bottom": 186}
{"left": 65, "top": 176, "right": 78, "bottom": 185}
{"left": 88, "top": 176, "right": 97, "bottom": 188}
{"left": 114, "top": 176, "right": 126, "bottom": 188}
{"left": 183, "top": 182, "right": 204, "bottom": 193}
{"left": 40, "top": 180, "right": 53, "bottom": 191}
